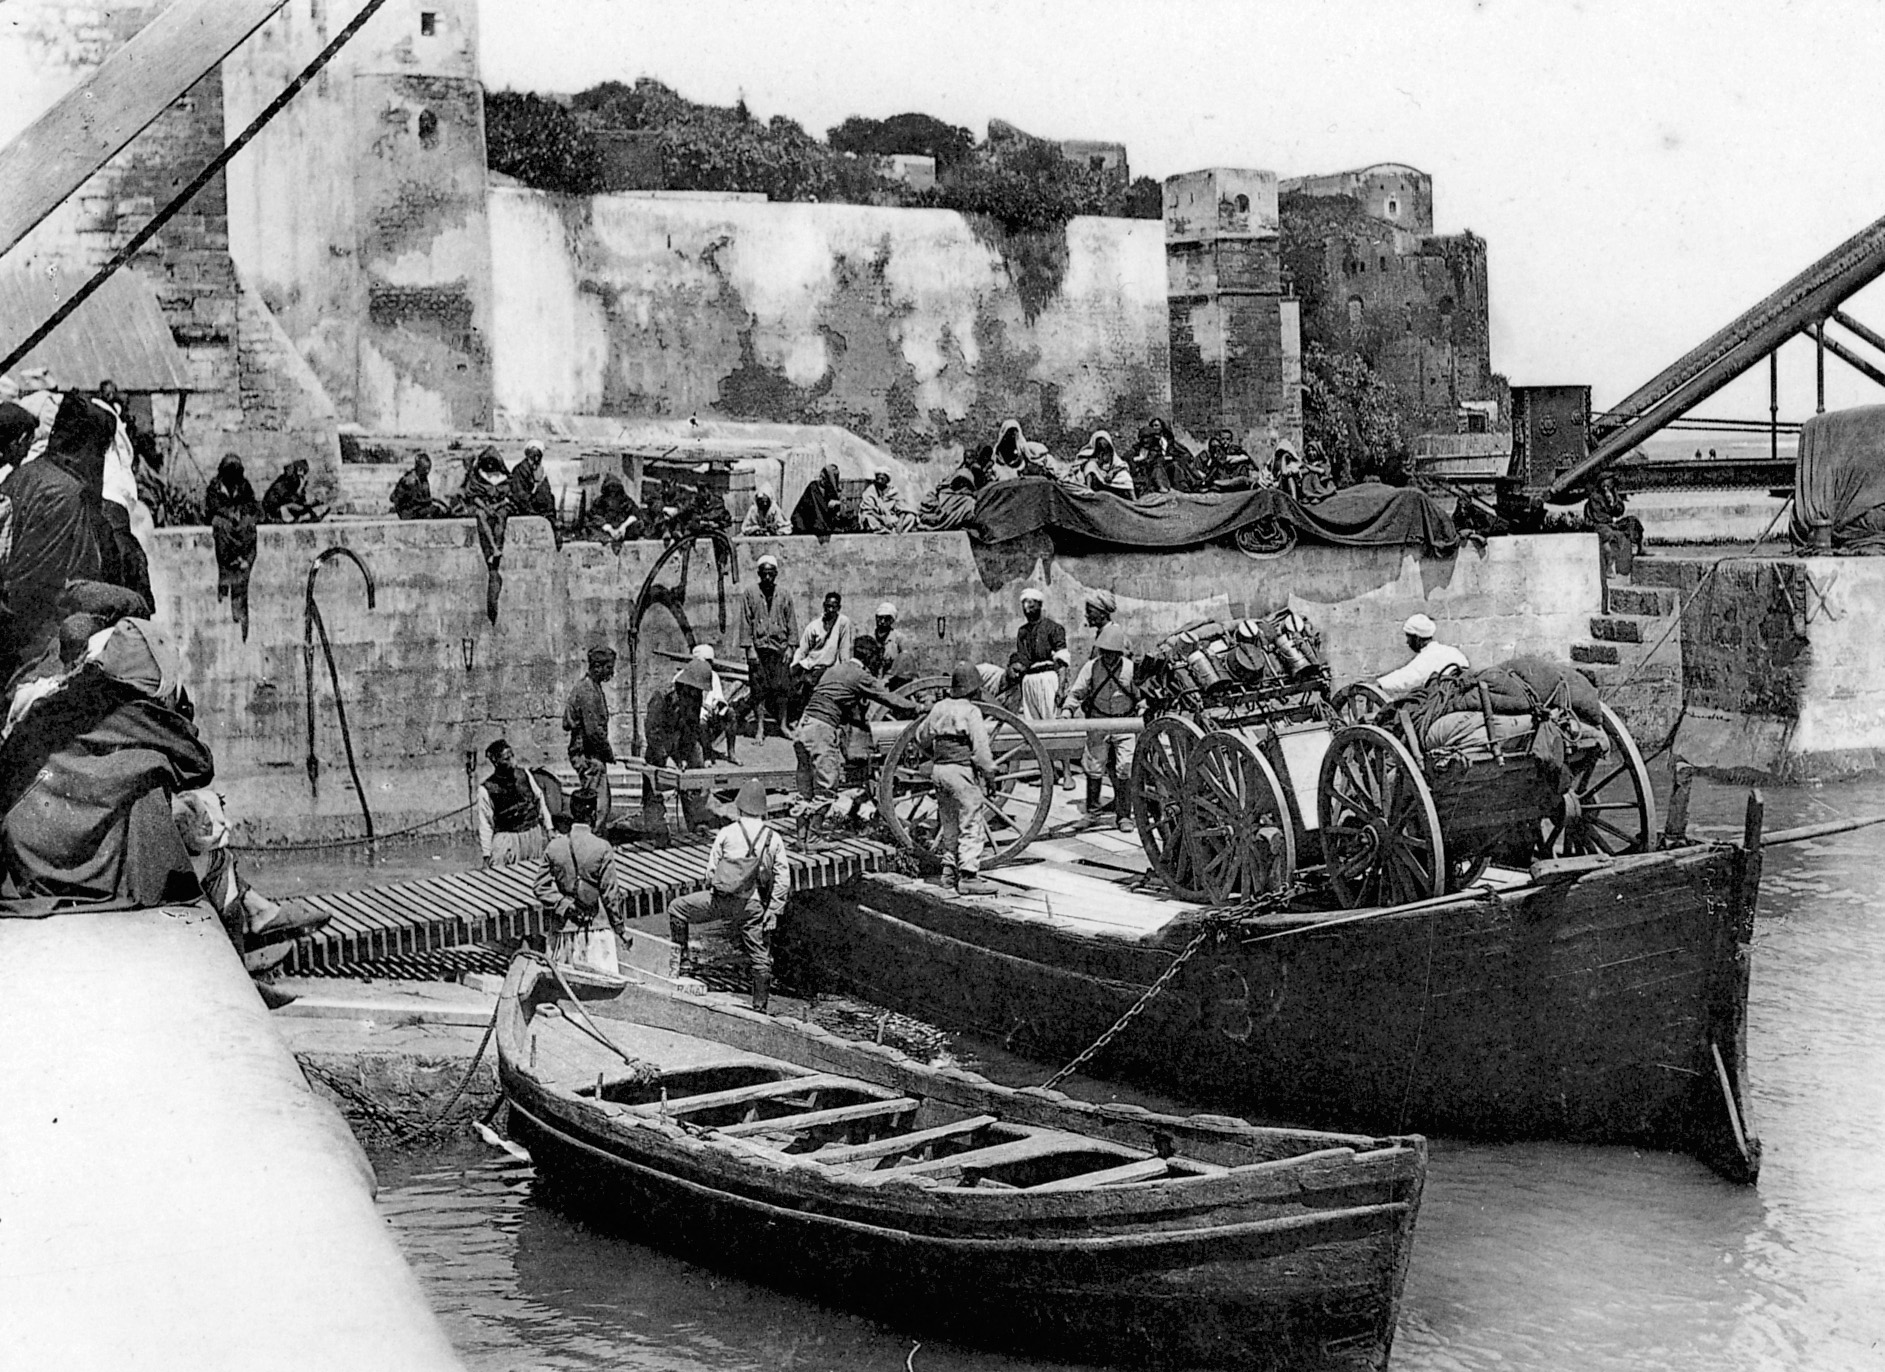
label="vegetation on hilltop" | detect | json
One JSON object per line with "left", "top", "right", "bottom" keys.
{"left": 484, "top": 79, "right": 1162, "bottom": 234}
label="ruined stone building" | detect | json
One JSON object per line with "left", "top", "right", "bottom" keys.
{"left": 1280, "top": 163, "right": 1501, "bottom": 438}
{"left": 4, "top": 0, "right": 1412, "bottom": 488}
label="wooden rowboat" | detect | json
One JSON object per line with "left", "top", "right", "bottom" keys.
{"left": 496, "top": 954, "right": 1428, "bottom": 1371}
{"left": 780, "top": 821, "right": 1765, "bottom": 1185}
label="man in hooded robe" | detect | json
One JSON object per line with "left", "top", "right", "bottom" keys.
{"left": 508, "top": 442, "right": 556, "bottom": 524}
{"left": 583, "top": 472, "right": 644, "bottom": 549}
{"left": 2, "top": 395, "right": 109, "bottom": 678}
{"left": 1078, "top": 431, "right": 1136, "bottom": 497}
{"left": 740, "top": 484, "right": 786, "bottom": 537}
{"left": 859, "top": 470, "right": 917, "bottom": 533}
{"left": 204, "top": 454, "right": 261, "bottom": 637}
{"left": 994, "top": 419, "right": 1059, "bottom": 480}
{"left": 0, "top": 617, "right": 210, "bottom": 906}
{"left": 791, "top": 463, "right": 846, "bottom": 536}
{"left": 918, "top": 468, "right": 979, "bottom": 532}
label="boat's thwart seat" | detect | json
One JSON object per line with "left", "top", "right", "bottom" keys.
{"left": 637, "top": 1058, "right": 1229, "bottom": 1191}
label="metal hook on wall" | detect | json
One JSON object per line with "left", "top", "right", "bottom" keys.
{"left": 304, "top": 546, "right": 378, "bottom": 841}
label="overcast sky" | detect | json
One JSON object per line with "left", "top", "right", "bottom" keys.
{"left": 484, "top": 0, "right": 1885, "bottom": 424}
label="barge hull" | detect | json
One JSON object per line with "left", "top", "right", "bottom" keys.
{"left": 782, "top": 843, "right": 1760, "bottom": 1183}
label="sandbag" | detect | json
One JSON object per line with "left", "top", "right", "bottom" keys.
{"left": 1472, "top": 655, "right": 1604, "bottom": 725}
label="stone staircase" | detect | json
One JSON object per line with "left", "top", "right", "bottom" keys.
{"left": 1570, "top": 581, "right": 1684, "bottom": 751}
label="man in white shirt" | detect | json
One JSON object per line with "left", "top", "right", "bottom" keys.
{"left": 1376, "top": 614, "right": 1470, "bottom": 700}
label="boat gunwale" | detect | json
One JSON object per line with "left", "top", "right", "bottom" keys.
{"left": 497, "top": 958, "right": 1427, "bottom": 1226}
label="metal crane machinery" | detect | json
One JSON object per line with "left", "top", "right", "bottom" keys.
{"left": 1447, "top": 210, "right": 1885, "bottom": 527}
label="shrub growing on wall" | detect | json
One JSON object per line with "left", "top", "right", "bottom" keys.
{"left": 1301, "top": 342, "right": 1410, "bottom": 487}
{"left": 484, "top": 91, "right": 604, "bottom": 194}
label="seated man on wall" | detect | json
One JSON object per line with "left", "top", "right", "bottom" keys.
{"left": 1586, "top": 475, "right": 1647, "bottom": 576}
{"left": 859, "top": 470, "right": 917, "bottom": 533}
{"left": 390, "top": 454, "right": 449, "bottom": 519}
{"left": 582, "top": 472, "right": 644, "bottom": 548}
{"left": 740, "top": 484, "right": 787, "bottom": 537}
{"left": 262, "top": 458, "right": 326, "bottom": 524}
{"left": 791, "top": 463, "right": 847, "bottom": 537}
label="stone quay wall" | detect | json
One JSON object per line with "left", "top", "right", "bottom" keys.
{"left": 143, "top": 523, "right": 1601, "bottom": 843}
{"left": 1639, "top": 556, "right": 1885, "bottom": 782}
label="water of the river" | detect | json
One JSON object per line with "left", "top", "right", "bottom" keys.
{"left": 375, "top": 777, "right": 1885, "bottom": 1371}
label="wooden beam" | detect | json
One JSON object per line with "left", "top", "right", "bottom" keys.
{"left": 0, "top": 0, "right": 289, "bottom": 261}
{"left": 717, "top": 1096, "right": 919, "bottom": 1138}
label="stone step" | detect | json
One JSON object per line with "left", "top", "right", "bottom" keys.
{"left": 1572, "top": 659, "right": 1679, "bottom": 690}
{"left": 1571, "top": 641, "right": 1621, "bottom": 665}
{"left": 1590, "top": 615, "right": 1652, "bottom": 644}
{"left": 1607, "top": 584, "right": 1676, "bottom": 617}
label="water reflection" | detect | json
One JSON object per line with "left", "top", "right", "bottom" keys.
{"left": 377, "top": 777, "right": 1885, "bottom": 1371}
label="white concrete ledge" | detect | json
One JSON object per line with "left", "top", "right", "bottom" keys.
{"left": 0, "top": 905, "right": 462, "bottom": 1371}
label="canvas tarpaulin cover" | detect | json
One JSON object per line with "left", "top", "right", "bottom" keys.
{"left": 1792, "top": 404, "right": 1885, "bottom": 553}
{"left": 970, "top": 477, "right": 1460, "bottom": 557}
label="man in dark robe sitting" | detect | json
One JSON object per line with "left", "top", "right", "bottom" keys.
{"left": 205, "top": 455, "right": 261, "bottom": 638}
{"left": 0, "top": 617, "right": 210, "bottom": 908}
{"left": 262, "top": 458, "right": 326, "bottom": 523}
{"left": 791, "top": 462, "right": 847, "bottom": 536}
{"left": 390, "top": 454, "right": 447, "bottom": 519}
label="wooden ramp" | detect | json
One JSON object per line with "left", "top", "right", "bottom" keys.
{"left": 285, "top": 829, "right": 893, "bottom": 975}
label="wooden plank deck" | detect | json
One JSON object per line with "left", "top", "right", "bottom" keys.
{"left": 284, "top": 827, "right": 894, "bottom": 975}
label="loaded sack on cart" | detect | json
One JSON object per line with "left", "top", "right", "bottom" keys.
{"left": 1319, "top": 655, "right": 1656, "bottom": 908}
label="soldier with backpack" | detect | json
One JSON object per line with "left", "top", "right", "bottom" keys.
{"left": 1068, "top": 623, "right": 1139, "bottom": 828}
{"left": 910, "top": 661, "right": 1002, "bottom": 896}
{"left": 665, "top": 780, "right": 790, "bottom": 1011}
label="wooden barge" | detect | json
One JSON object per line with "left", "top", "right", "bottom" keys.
{"left": 779, "top": 827, "right": 1763, "bottom": 1185}
{"left": 497, "top": 956, "right": 1428, "bottom": 1371}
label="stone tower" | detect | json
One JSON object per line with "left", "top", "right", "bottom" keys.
{"left": 224, "top": 0, "right": 493, "bottom": 433}
{"left": 1163, "top": 168, "right": 1302, "bottom": 455}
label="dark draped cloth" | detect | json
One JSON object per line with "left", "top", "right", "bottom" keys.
{"left": 0, "top": 623, "right": 211, "bottom": 909}
{"left": 1791, "top": 404, "right": 1885, "bottom": 553}
{"left": 791, "top": 466, "right": 844, "bottom": 536}
{"left": 969, "top": 476, "right": 1459, "bottom": 557}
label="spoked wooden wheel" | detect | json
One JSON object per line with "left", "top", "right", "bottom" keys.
{"left": 1185, "top": 732, "right": 1297, "bottom": 906}
{"left": 1330, "top": 681, "right": 1389, "bottom": 728}
{"left": 1131, "top": 716, "right": 1206, "bottom": 901}
{"left": 1540, "top": 701, "right": 1658, "bottom": 858}
{"left": 877, "top": 701, "right": 1052, "bottom": 869}
{"left": 1318, "top": 725, "right": 1446, "bottom": 910}
{"left": 1234, "top": 518, "right": 1298, "bottom": 559}
{"left": 865, "top": 673, "right": 951, "bottom": 722}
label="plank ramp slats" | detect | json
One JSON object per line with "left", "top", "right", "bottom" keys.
{"left": 286, "top": 828, "right": 893, "bottom": 974}
{"left": 811, "top": 1114, "right": 999, "bottom": 1166}
{"left": 1028, "top": 1158, "right": 1171, "bottom": 1192}
{"left": 896, "top": 1131, "right": 1139, "bottom": 1177}
{"left": 626, "top": 1073, "right": 853, "bottom": 1117}
{"left": 718, "top": 1097, "right": 920, "bottom": 1138}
